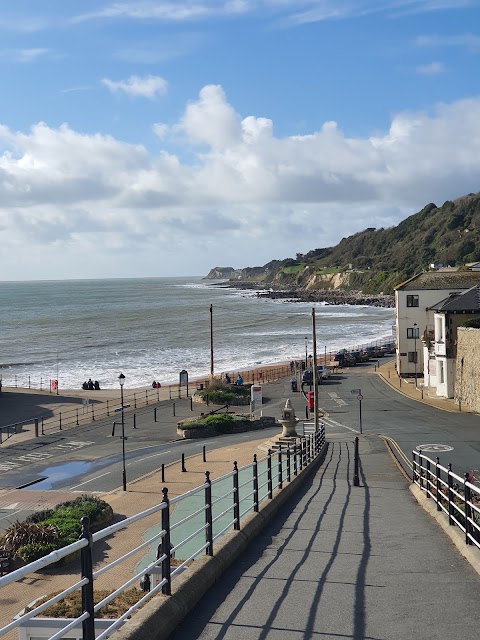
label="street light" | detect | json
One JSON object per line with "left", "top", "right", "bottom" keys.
{"left": 304, "top": 337, "right": 308, "bottom": 368}
{"left": 413, "top": 323, "right": 418, "bottom": 388}
{"left": 118, "top": 372, "right": 127, "bottom": 491}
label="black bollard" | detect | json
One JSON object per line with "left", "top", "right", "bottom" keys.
{"left": 354, "top": 436, "right": 360, "bottom": 487}
{"left": 161, "top": 464, "right": 165, "bottom": 483}
{"left": 181, "top": 453, "right": 186, "bottom": 472}
{"left": 112, "top": 422, "right": 116, "bottom": 436}
{"left": 203, "top": 445, "right": 206, "bottom": 462}
{"left": 133, "top": 413, "right": 136, "bottom": 429}
{"left": 173, "top": 402, "right": 176, "bottom": 417}
{"left": 154, "top": 408, "right": 157, "bottom": 422}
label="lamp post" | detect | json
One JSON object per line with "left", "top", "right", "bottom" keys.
{"left": 413, "top": 323, "right": 418, "bottom": 388}
{"left": 118, "top": 372, "right": 127, "bottom": 491}
{"left": 304, "top": 337, "right": 308, "bottom": 368}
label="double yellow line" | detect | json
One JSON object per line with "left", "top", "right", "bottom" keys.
{"left": 376, "top": 434, "right": 413, "bottom": 481}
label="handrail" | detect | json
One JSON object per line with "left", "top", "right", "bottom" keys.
{"left": 1, "top": 427, "right": 326, "bottom": 640}
{"left": 413, "top": 449, "right": 480, "bottom": 549}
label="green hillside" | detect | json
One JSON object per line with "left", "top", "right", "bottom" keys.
{"left": 232, "top": 192, "right": 480, "bottom": 295}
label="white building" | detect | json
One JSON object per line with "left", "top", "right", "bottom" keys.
{"left": 423, "top": 285, "right": 480, "bottom": 398}
{"left": 394, "top": 271, "right": 480, "bottom": 378}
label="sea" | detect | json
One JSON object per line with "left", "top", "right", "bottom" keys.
{"left": 0, "top": 277, "right": 395, "bottom": 390}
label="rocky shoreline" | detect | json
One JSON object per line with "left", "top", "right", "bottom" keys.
{"left": 213, "top": 281, "right": 394, "bottom": 307}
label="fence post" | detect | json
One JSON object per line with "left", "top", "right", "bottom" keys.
{"left": 287, "top": 446, "right": 291, "bottom": 483}
{"left": 435, "top": 456, "right": 441, "bottom": 512}
{"left": 106, "top": 400, "right": 109, "bottom": 417}
{"left": 464, "top": 473, "right": 472, "bottom": 545}
{"left": 76, "top": 408, "right": 79, "bottom": 426}
{"left": 154, "top": 408, "right": 157, "bottom": 422}
{"left": 278, "top": 445, "right": 283, "bottom": 490}
{"left": 267, "top": 449, "right": 273, "bottom": 499}
{"left": 426, "top": 458, "right": 431, "bottom": 497}
{"left": 146, "top": 389, "right": 148, "bottom": 405}
{"left": 133, "top": 413, "right": 136, "bottom": 429}
{"left": 34, "top": 418, "right": 39, "bottom": 438}
{"left": 160, "top": 488, "right": 172, "bottom": 594}
{"left": 233, "top": 461, "right": 240, "bottom": 530}
{"left": 173, "top": 402, "right": 176, "bottom": 417}
{"left": 91, "top": 404, "right": 95, "bottom": 421}
{"left": 448, "top": 463, "right": 453, "bottom": 526}
{"left": 59, "top": 412, "right": 62, "bottom": 430}
{"left": 190, "top": 397, "right": 193, "bottom": 411}
{"left": 419, "top": 450, "right": 423, "bottom": 491}
{"left": 181, "top": 453, "right": 186, "bottom": 472}
{"left": 41, "top": 417, "right": 44, "bottom": 435}
{"left": 79, "top": 516, "right": 95, "bottom": 640}
{"left": 354, "top": 436, "right": 360, "bottom": 487}
{"left": 134, "top": 393, "right": 137, "bottom": 409}
{"left": 253, "top": 454, "right": 259, "bottom": 512}
{"left": 294, "top": 443, "right": 298, "bottom": 476}
{"left": 205, "top": 471, "right": 213, "bottom": 556}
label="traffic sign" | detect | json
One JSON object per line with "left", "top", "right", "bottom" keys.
{"left": 357, "top": 394, "right": 363, "bottom": 401}
{"left": 351, "top": 388, "right": 361, "bottom": 394}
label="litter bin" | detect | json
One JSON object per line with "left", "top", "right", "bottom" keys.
{"left": 290, "top": 378, "right": 297, "bottom": 392}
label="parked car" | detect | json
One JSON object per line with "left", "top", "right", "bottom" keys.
{"left": 317, "top": 365, "right": 330, "bottom": 379}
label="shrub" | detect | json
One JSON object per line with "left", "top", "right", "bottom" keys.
{"left": 17, "top": 542, "right": 59, "bottom": 563}
{"left": 1, "top": 495, "right": 112, "bottom": 560}
{"left": 178, "top": 413, "right": 248, "bottom": 433}
{"left": 0, "top": 521, "right": 60, "bottom": 553}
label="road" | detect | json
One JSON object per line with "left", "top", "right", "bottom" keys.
{"left": 1, "top": 360, "right": 479, "bottom": 530}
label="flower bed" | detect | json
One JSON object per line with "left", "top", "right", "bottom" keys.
{"left": 0, "top": 495, "right": 113, "bottom": 564}
{"left": 177, "top": 413, "right": 276, "bottom": 438}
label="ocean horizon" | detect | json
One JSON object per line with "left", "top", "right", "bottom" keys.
{"left": 0, "top": 276, "right": 395, "bottom": 390}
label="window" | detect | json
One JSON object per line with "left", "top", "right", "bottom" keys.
{"left": 407, "top": 327, "right": 420, "bottom": 339}
{"left": 407, "top": 295, "right": 419, "bottom": 307}
{"left": 408, "top": 351, "right": 418, "bottom": 363}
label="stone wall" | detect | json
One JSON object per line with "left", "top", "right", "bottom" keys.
{"left": 455, "top": 328, "right": 480, "bottom": 412}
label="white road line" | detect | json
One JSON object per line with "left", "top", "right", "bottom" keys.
{"left": 130, "top": 451, "right": 171, "bottom": 464}
{"left": 324, "top": 417, "right": 359, "bottom": 434}
{"left": 0, "top": 509, "right": 24, "bottom": 521}
{"left": 68, "top": 472, "right": 111, "bottom": 490}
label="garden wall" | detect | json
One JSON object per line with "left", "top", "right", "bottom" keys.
{"left": 178, "top": 416, "right": 278, "bottom": 439}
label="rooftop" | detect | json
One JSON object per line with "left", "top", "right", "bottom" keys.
{"left": 395, "top": 271, "right": 480, "bottom": 291}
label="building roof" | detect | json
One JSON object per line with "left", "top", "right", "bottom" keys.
{"left": 431, "top": 285, "right": 480, "bottom": 312}
{"left": 395, "top": 271, "right": 480, "bottom": 291}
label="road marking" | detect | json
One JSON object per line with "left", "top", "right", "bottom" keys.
{"left": 69, "top": 472, "right": 111, "bottom": 490}
{"left": 131, "top": 451, "right": 172, "bottom": 464}
{"left": 323, "top": 417, "right": 359, "bottom": 434}
{"left": 415, "top": 444, "right": 454, "bottom": 453}
{"left": 0, "top": 509, "right": 23, "bottom": 521}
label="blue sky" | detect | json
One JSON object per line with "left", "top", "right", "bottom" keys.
{"left": 1, "top": 1, "right": 480, "bottom": 280}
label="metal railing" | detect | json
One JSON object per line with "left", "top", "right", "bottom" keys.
{"left": 412, "top": 450, "right": 480, "bottom": 549}
{"left": 0, "top": 427, "right": 326, "bottom": 640}
{"left": 0, "top": 366, "right": 293, "bottom": 440}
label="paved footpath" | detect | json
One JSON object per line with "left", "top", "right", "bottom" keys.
{"left": 170, "top": 433, "right": 480, "bottom": 640}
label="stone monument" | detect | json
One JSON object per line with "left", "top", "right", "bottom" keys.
{"left": 279, "top": 398, "right": 299, "bottom": 438}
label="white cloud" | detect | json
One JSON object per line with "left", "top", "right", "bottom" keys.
{"left": 2, "top": 87, "right": 480, "bottom": 279}
{"left": 417, "top": 33, "right": 480, "bottom": 52}
{"left": 0, "top": 48, "right": 50, "bottom": 62}
{"left": 416, "top": 61, "right": 446, "bottom": 74}
{"left": 102, "top": 74, "right": 168, "bottom": 98}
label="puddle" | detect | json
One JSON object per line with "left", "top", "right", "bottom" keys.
{"left": 28, "top": 460, "right": 97, "bottom": 490}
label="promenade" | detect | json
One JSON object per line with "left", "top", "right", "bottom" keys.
{"left": 1, "top": 360, "right": 480, "bottom": 639}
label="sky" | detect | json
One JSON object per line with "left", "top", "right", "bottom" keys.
{"left": 2, "top": 1, "right": 480, "bottom": 280}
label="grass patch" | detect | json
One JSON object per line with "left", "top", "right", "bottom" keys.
{"left": 281, "top": 263, "right": 306, "bottom": 274}
{"left": 26, "top": 587, "right": 144, "bottom": 619}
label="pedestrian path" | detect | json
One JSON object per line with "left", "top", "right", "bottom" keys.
{"left": 169, "top": 433, "right": 480, "bottom": 640}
